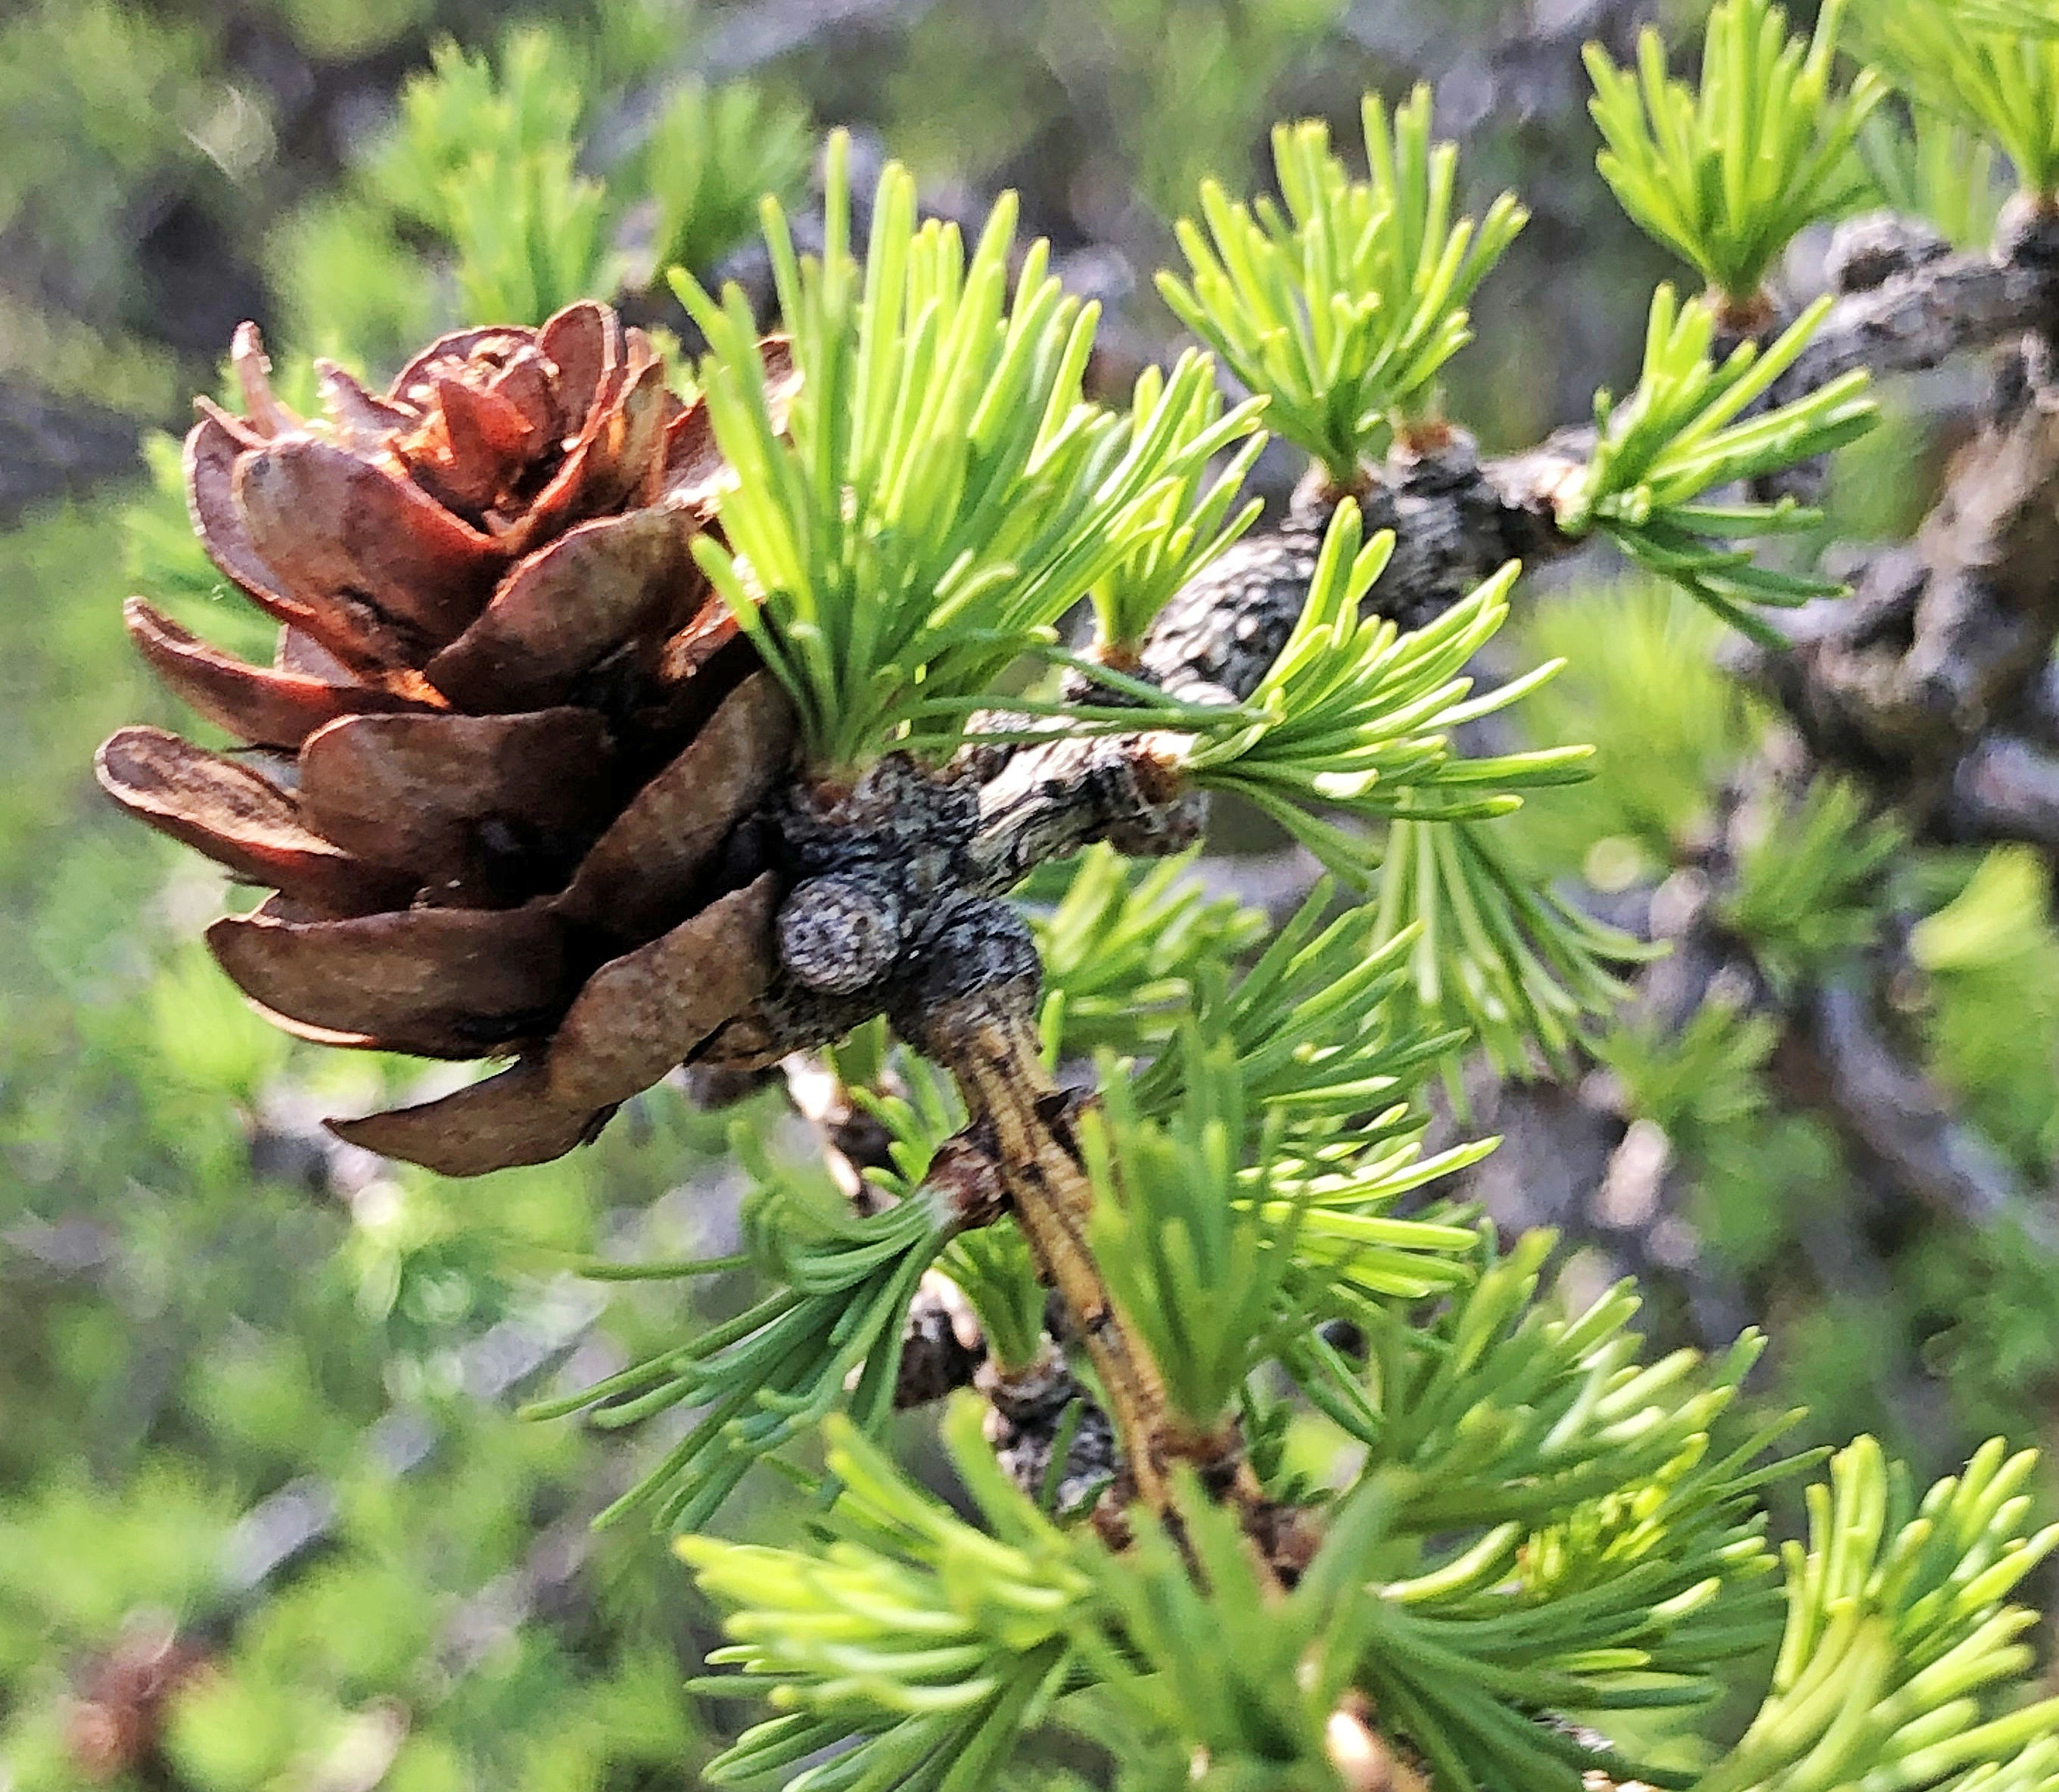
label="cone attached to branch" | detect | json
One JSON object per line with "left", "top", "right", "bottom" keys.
{"left": 98, "top": 303, "right": 801, "bottom": 1176}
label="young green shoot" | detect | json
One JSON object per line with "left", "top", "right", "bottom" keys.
{"left": 368, "top": 30, "right": 614, "bottom": 323}
{"left": 1183, "top": 499, "right": 1594, "bottom": 880}
{"left": 1158, "top": 86, "right": 1526, "bottom": 486}
{"left": 1081, "top": 1033, "right": 1311, "bottom": 1433}
{"left": 1701, "top": 1437, "right": 2059, "bottom": 1792}
{"left": 673, "top": 132, "right": 1265, "bottom": 775}
{"left": 1348, "top": 1417, "right": 1790, "bottom": 1792}
{"left": 1116, "top": 886, "right": 1488, "bottom": 1312}
{"left": 1862, "top": 1, "right": 2059, "bottom": 204}
{"left": 639, "top": 79, "right": 811, "bottom": 280}
{"left": 1126, "top": 882, "right": 1454, "bottom": 1140}
{"left": 1858, "top": 110, "right": 2006, "bottom": 250}
{"left": 521, "top": 1150, "right": 961, "bottom": 1533}
{"left": 1560, "top": 285, "right": 1877, "bottom": 642}
{"left": 1086, "top": 362, "right": 1266, "bottom": 656}
{"left": 1585, "top": 0, "right": 1885, "bottom": 310}
{"left": 680, "top": 1406, "right": 1090, "bottom": 1792}
{"left": 1072, "top": 1478, "right": 1384, "bottom": 1787}
{"left": 835, "top": 1044, "right": 1053, "bottom": 1379}
{"left": 1373, "top": 814, "right": 1650, "bottom": 1077}
{"left": 372, "top": 31, "right": 584, "bottom": 233}
{"left": 1722, "top": 777, "right": 1905, "bottom": 995}
{"left": 442, "top": 146, "right": 611, "bottom": 325}
{"left": 1026, "top": 844, "right": 1267, "bottom": 1062}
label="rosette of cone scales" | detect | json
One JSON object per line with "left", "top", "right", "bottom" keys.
{"left": 97, "top": 302, "right": 802, "bottom": 1177}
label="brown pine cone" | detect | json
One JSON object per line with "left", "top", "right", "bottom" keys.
{"left": 97, "top": 302, "right": 801, "bottom": 1176}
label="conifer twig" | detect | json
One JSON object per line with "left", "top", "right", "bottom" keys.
{"left": 914, "top": 984, "right": 1181, "bottom": 1521}
{"left": 1132, "top": 209, "right": 2059, "bottom": 704}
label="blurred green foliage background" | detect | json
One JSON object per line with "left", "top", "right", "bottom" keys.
{"left": 7, "top": 0, "right": 2059, "bottom": 1786}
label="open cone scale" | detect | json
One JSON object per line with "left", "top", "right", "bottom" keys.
{"left": 98, "top": 302, "right": 801, "bottom": 1175}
